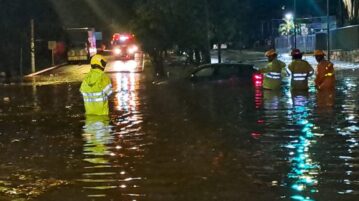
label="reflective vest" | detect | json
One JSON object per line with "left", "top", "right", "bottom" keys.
{"left": 260, "top": 59, "right": 286, "bottom": 90}
{"left": 288, "top": 60, "right": 314, "bottom": 90}
{"left": 80, "top": 68, "right": 113, "bottom": 115}
{"left": 315, "top": 60, "right": 335, "bottom": 90}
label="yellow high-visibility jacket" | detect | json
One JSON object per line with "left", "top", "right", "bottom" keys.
{"left": 80, "top": 69, "right": 113, "bottom": 115}
{"left": 260, "top": 59, "right": 286, "bottom": 90}
{"left": 288, "top": 60, "right": 314, "bottom": 90}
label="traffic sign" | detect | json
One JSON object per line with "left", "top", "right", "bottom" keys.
{"left": 48, "top": 41, "right": 56, "bottom": 50}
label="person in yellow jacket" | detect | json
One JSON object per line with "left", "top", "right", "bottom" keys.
{"left": 313, "top": 50, "right": 335, "bottom": 90}
{"left": 260, "top": 49, "right": 286, "bottom": 90}
{"left": 80, "top": 54, "right": 113, "bottom": 115}
{"left": 287, "top": 49, "right": 314, "bottom": 90}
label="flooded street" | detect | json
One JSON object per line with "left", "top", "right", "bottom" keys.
{"left": 0, "top": 68, "right": 358, "bottom": 201}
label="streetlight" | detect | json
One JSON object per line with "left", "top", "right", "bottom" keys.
{"left": 285, "top": 13, "right": 293, "bottom": 21}
{"left": 284, "top": 12, "right": 294, "bottom": 50}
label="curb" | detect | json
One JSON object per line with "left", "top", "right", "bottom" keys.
{"left": 24, "top": 63, "right": 68, "bottom": 77}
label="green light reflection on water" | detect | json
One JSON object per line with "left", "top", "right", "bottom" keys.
{"left": 285, "top": 89, "right": 320, "bottom": 201}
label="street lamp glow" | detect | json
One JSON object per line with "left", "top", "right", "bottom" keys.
{"left": 285, "top": 13, "right": 293, "bottom": 20}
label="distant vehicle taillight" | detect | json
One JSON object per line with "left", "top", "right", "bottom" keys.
{"left": 252, "top": 73, "right": 263, "bottom": 87}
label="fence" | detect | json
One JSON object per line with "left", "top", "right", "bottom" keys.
{"left": 276, "top": 25, "right": 359, "bottom": 53}
{"left": 275, "top": 35, "right": 316, "bottom": 54}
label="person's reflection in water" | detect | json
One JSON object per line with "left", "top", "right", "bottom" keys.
{"left": 263, "top": 90, "right": 281, "bottom": 110}
{"left": 290, "top": 90, "right": 310, "bottom": 105}
{"left": 82, "top": 115, "right": 112, "bottom": 164}
{"left": 316, "top": 89, "right": 335, "bottom": 109}
{"left": 81, "top": 115, "right": 115, "bottom": 198}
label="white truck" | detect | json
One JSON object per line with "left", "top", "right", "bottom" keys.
{"left": 65, "top": 27, "right": 97, "bottom": 63}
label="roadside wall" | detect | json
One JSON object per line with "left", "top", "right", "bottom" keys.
{"left": 316, "top": 25, "right": 359, "bottom": 51}
{"left": 316, "top": 25, "right": 359, "bottom": 63}
{"left": 331, "top": 49, "right": 359, "bottom": 63}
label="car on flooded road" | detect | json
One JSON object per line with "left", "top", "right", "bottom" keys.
{"left": 106, "top": 33, "right": 145, "bottom": 73}
{"left": 155, "top": 63, "right": 263, "bottom": 87}
{"left": 188, "top": 63, "right": 263, "bottom": 86}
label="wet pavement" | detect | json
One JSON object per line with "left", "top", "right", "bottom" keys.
{"left": 0, "top": 62, "right": 359, "bottom": 200}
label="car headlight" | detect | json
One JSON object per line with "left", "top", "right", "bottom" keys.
{"left": 114, "top": 48, "right": 121, "bottom": 55}
{"left": 127, "top": 45, "right": 138, "bottom": 54}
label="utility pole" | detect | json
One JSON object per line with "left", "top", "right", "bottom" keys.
{"left": 30, "top": 19, "right": 36, "bottom": 73}
{"left": 20, "top": 47, "right": 23, "bottom": 77}
{"left": 327, "top": 0, "right": 331, "bottom": 61}
{"left": 338, "top": 0, "right": 344, "bottom": 26}
{"left": 203, "top": 0, "right": 211, "bottom": 64}
{"left": 217, "top": 42, "right": 222, "bottom": 63}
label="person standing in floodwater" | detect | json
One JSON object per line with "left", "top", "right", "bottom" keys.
{"left": 260, "top": 49, "right": 286, "bottom": 90}
{"left": 287, "top": 49, "right": 314, "bottom": 90}
{"left": 80, "top": 54, "right": 113, "bottom": 115}
{"left": 313, "top": 50, "right": 335, "bottom": 90}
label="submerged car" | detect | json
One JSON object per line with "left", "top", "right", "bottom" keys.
{"left": 153, "top": 63, "right": 263, "bottom": 87}
{"left": 188, "top": 63, "right": 263, "bottom": 87}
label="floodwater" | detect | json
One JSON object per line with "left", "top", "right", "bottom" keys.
{"left": 0, "top": 69, "right": 358, "bottom": 201}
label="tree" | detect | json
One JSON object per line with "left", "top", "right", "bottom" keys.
{"left": 132, "top": 0, "right": 214, "bottom": 76}
{"left": 132, "top": 0, "right": 175, "bottom": 77}
{"left": 208, "top": 0, "right": 248, "bottom": 63}
{"left": 343, "top": 0, "right": 359, "bottom": 24}
{"left": 171, "top": 0, "right": 211, "bottom": 64}
{"left": 279, "top": 18, "right": 295, "bottom": 36}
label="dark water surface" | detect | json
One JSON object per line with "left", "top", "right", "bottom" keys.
{"left": 0, "top": 70, "right": 358, "bottom": 201}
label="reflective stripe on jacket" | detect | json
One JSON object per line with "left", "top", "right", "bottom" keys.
{"left": 288, "top": 60, "right": 314, "bottom": 90}
{"left": 315, "top": 60, "right": 335, "bottom": 90}
{"left": 80, "top": 68, "right": 113, "bottom": 115}
{"left": 260, "top": 59, "right": 286, "bottom": 90}
{"left": 265, "top": 72, "right": 281, "bottom": 79}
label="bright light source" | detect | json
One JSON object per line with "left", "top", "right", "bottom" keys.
{"left": 112, "top": 33, "right": 120, "bottom": 40}
{"left": 113, "top": 60, "right": 138, "bottom": 72}
{"left": 114, "top": 48, "right": 121, "bottom": 55}
{"left": 89, "top": 47, "right": 97, "bottom": 55}
{"left": 127, "top": 60, "right": 137, "bottom": 70}
{"left": 120, "top": 35, "right": 129, "bottom": 42}
{"left": 285, "top": 13, "right": 293, "bottom": 20}
{"left": 254, "top": 74, "right": 263, "bottom": 80}
{"left": 253, "top": 73, "right": 263, "bottom": 87}
{"left": 127, "top": 45, "right": 138, "bottom": 54}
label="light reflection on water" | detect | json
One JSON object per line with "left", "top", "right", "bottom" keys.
{"left": 335, "top": 77, "right": 358, "bottom": 196}
{"left": 285, "top": 91, "right": 319, "bottom": 201}
{"left": 0, "top": 69, "right": 358, "bottom": 200}
{"left": 246, "top": 70, "right": 358, "bottom": 200}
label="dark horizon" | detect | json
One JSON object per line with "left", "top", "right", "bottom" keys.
{"left": 0, "top": 0, "right": 354, "bottom": 75}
